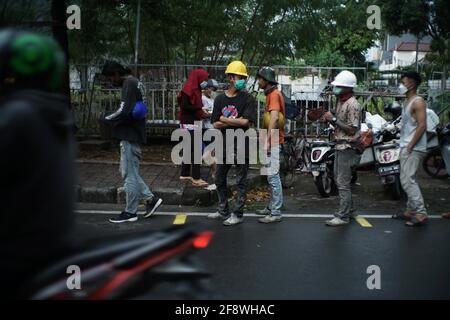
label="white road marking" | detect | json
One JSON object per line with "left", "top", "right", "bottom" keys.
{"left": 76, "top": 210, "right": 444, "bottom": 219}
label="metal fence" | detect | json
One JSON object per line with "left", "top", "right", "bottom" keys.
{"left": 71, "top": 64, "right": 449, "bottom": 138}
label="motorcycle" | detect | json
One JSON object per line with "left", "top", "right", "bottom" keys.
{"left": 367, "top": 118, "right": 404, "bottom": 200}
{"left": 423, "top": 123, "right": 450, "bottom": 179}
{"left": 20, "top": 225, "right": 214, "bottom": 300}
{"left": 310, "top": 128, "right": 338, "bottom": 197}
{"left": 310, "top": 116, "right": 405, "bottom": 199}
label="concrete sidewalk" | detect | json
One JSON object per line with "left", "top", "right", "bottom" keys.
{"left": 75, "top": 160, "right": 265, "bottom": 206}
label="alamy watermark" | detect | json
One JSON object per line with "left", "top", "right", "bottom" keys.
{"left": 66, "top": 265, "right": 81, "bottom": 290}
{"left": 366, "top": 5, "right": 381, "bottom": 30}
{"left": 66, "top": 5, "right": 81, "bottom": 30}
{"left": 366, "top": 265, "right": 381, "bottom": 290}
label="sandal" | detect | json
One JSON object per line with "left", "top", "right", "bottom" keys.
{"left": 405, "top": 214, "right": 428, "bottom": 227}
{"left": 180, "top": 176, "right": 192, "bottom": 181}
{"left": 191, "top": 179, "right": 209, "bottom": 187}
{"left": 442, "top": 212, "right": 450, "bottom": 219}
{"left": 392, "top": 211, "right": 414, "bottom": 221}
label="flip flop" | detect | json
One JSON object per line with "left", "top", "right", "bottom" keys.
{"left": 191, "top": 179, "right": 209, "bottom": 188}
{"left": 392, "top": 211, "right": 414, "bottom": 221}
{"left": 405, "top": 215, "right": 428, "bottom": 227}
{"left": 180, "top": 176, "right": 192, "bottom": 181}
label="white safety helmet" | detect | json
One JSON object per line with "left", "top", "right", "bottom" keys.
{"left": 331, "top": 70, "right": 357, "bottom": 88}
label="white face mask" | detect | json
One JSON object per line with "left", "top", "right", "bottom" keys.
{"left": 398, "top": 84, "right": 408, "bottom": 95}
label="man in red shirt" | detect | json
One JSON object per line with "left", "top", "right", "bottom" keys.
{"left": 256, "top": 67, "right": 285, "bottom": 223}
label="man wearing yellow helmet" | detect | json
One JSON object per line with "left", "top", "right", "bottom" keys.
{"left": 256, "top": 67, "right": 284, "bottom": 223}
{"left": 207, "top": 61, "right": 257, "bottom": 226}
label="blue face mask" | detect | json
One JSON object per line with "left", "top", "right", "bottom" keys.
{"left": 200, "top": 81, "right": 208, "bottom": 90}
{"left": 234, "top": 79, "right": 246, "bottom": 91}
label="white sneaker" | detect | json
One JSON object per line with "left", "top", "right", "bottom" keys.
{"left": 256, "top": 207, "right": 271, "bottom": 215}
{"left": 259, "top": 215, "right": 282, "bottom": 224}
{"left": 223, "top": 214, "right": 244, "bottom": 226}
{"left": 325, "top": 217, "right": 349, "bottom": 227}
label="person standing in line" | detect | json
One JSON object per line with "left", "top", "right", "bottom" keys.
{"left": 202, "top": 79, "right": 219, "bottom": 182}
{"left": 178, "top": 69, "right": 210, "bottom": 187}
{"left": 255, "top": 67, "right": 285, "bottom": 223}
{"left": 392, "top": 71, "right": 428, "bottom": 227}
{"left": 207, "top": 61, "right": 257, "bottom": 226}
{"left": 322, "top": 70, "right": 362, "bottom": 227}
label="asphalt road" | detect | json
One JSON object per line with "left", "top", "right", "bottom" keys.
{"left": 74, "top": 208, "right": 450, "bottom": 300}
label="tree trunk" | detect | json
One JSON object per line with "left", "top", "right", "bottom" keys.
{"left": 51, "top": 0, "right": 71, "bottom": 102}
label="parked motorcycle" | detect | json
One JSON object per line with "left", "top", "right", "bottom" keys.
{"left": 310, "top": 116, "right": 405, "bottom": 199}
{"left": 310, "top": 127, "right": 340, "bottom": 197}
{"left": 367, "top": 118, "right": 403, "bottom": 200}
{"left": 423, "top": 123, "right": 450, "bottom": 179}
{"left": 20, "top": 225, "right": 214, "bottom": 300}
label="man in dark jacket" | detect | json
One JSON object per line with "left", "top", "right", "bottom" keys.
{"left": 101, "top": 61, "right": 162, "bottom": 223}
{"left": 0, "top": 30, "right": 76, "bottom": 298}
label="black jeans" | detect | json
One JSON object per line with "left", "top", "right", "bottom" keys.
{"left": 215, "top": 162, "right": 250, "bottom": 218}
{"left": 181, "top": 129, "right": 201, "bottom": 180}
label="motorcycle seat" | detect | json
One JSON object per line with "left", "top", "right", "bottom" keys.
{"left": 312, "top": 141, "right": 335, "bottom": 147}
{"left": 377, "top": 143, "right": 398, "bottom": 151}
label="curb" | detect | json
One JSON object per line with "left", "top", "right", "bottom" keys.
{"left": 75, "top": 171, "right": 266, "bottom": 207}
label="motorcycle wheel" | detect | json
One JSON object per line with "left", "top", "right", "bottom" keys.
{"left": 387, "top": 173, "right": 404, "bottom": 200}
{"left": 280, "top": 152, "right": 296, "bottom": 189}
{"left": 422, "top": 149, "right": 448, "bottom": 179}
{"left": 314, "top": 167, "right": 337, "bottom": 198}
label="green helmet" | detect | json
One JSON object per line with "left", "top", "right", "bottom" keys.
{"left": 257, "top": 67, "right": 278, "bottom": 85}
{"left": 0, "top": 29, "right": 66, "bottom": 93}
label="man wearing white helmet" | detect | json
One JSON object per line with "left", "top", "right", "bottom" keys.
{"left": 322, "top": 70, "right": 362, "bottom": 227}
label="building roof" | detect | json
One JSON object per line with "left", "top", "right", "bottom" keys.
{"left": 394, "top": 41, "right": 431, "bottom": 52}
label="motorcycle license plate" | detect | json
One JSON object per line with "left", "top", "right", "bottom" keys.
{"left": 311, "top": 163, "right": 327, "bottom": 172}
{"left": 378, "top": 164, "right": 400, "bottom": 176}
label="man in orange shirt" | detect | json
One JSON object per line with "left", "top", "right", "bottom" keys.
{"left": 256, "top": 67, "right": 285, "bottom": 223}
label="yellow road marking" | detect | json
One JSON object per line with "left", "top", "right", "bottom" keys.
{"left": 173, "top": 214, "right": 187, "bottom": 225}
{"left": 355, "top": 216, "right": 372, "bottom": 228}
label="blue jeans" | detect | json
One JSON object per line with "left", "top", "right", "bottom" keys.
{"left": 120, "top": 140, "right": 154, "bottom": 214}
{"left": 266, "top": 145, "right": 283, "bottom": 216}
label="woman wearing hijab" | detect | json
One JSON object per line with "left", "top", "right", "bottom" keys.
{"left": 178, "top": 69, "right": 209, "bottom": 187}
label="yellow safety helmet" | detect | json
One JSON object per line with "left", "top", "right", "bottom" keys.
{"left": 262, "top": 111, "right": 285, "bottom": 129}
{"left": 225, "top": 61, "right": 248, "bottom": 77}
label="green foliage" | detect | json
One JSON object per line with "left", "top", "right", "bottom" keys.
{"left": 379, "top": 0, "right": 450, "bottom": 75}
